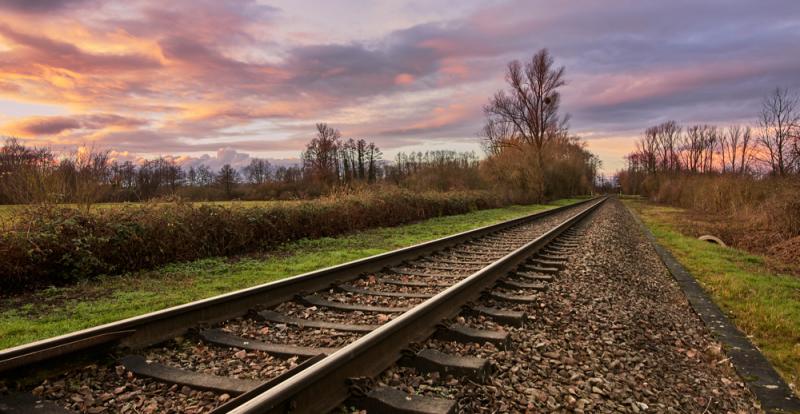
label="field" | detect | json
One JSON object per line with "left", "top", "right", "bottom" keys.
{"left": 0, "top": 199, "right": 579, "bottom": 350}
{"left": 625, "top": 199, "right": 800, "bottom": 389}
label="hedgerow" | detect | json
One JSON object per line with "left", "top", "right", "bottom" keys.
{"left": 0, "top": 189, "right": 503, "bottom": 290}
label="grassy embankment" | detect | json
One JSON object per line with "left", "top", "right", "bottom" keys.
{"left": 0, "top": 198, "right": 580, "bottom": 350}
{"left": 625, "top": 199, "right": 800, "bottom": 391}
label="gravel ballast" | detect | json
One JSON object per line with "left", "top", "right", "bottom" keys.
{"left": 373, "top": 199, "right": 760, "bottom": 413}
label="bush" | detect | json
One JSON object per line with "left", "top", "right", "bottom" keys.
{"left": 644, "top": 174, "right": 800, "bottom": 253}
{"left": 0, "top": 189, "right": 504, "bottom": 291}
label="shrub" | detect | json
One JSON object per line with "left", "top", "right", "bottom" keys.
{"left": 0, "top": 189, "right": 504, "bottom": 291}
{"left": 644, "top": 174, "right": 800, "bottom": 254}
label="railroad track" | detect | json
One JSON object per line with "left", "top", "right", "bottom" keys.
{"left": 0, "top": 197, "right": 605, "bottom": 414}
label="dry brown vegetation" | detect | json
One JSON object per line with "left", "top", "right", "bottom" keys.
{"left": 649, "top": 175, "right": 800, "bottom": 267}
{"left": 480, "top": 48, "right": 599, "bottom": 203}
{"left": 0, "top": 188, "right": 505, "bottom": 291}
{"left": 617, "top": 87, "right": 800, "bottom": 266}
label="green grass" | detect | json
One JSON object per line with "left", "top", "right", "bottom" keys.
{"left": 625, "top": 199, "right": 800, "bottom": 390}
{"left": 0, "top": 199, "right": 581, "bottom": 350}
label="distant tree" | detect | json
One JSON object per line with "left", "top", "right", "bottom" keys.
{"left": 195, "top": 165, "right": 215, "bottom": 186}
{"left": 758, "top": 87, "right": 799, "bottom": 176}
{"left": 356, "top": 139, "right": 368, "bottom": 180}
{"left": 71, "top": 146, "right": 111, "bottom": 210}
{"left": 366, "top": 142, "right": 382, "bottom": 183}
{"left": 740, "top": 126, "right": 754, "bottom": 174}
{"left": 0, "top": 137, "right": 54, "bottom": 204}
{"left": 655, "top": 121, "right": 681, "bottom": 173}
{"left": 274, "top": 165, "right": 302, "bottom": 183}
{"left": 719, "top": 125, "right": 753, "bottom": 174}
{"left": 217, "top": 164, "right": 240, "bottom": 198}
{"left": 302, "top": 123, "right": 342, "bottom": 184}
{"left": 110, "top": 161, "right": 136, "bottom": 189}
{"left": 243, "top": 158, "right": 271, "bottom": 184}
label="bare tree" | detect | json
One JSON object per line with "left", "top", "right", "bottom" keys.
{"left": 656, "top": 121, "right": 681, "bottom": 173}
{"left": 719, "top": 125, "right": 753, "bottom": 174}
{"left": 740, "top": 126, "right": 753, "bottom": 174}
{"left": 482, "top": 48, "right": 568, "bottom": 158}
{"left": 302, "top": 123, "right": 341, "bottom": 184}
{"left": 366, "top": 142, "right": 382, "bottom": 183}
{"left": 244, "top": 158, "right": 271, "bottom": 184}
{"left": 682, "top": 125, "right": 717, "bottom": 173}
{"left": 0, "top": 137, "right": 54, "bottom": 204}
{"left": 71, "top": 146, "right": 111, "bottom": 210}
{"left": 217, "top": 164, "right": 240, "bottom": 199}
{"left": 758, "top": 87, "right": 799, "bottom": 176}
{"left": 637, "top": 126, "right": 659, "bottom": 175}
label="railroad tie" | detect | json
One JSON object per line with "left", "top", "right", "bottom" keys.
{"left": 528, "top": 258, "right": 566, "bottom": 269}
{"left": 358, "top": 387, "right": 455, "bottom": 414}
{"left": 497, "top": 278, "right": 548, "bottom": 291}
{"left": 378, "top": 277, "right": 451, "bottom": 288}
{"left": 467, "top": 306, "right": 527, "bottom": 327}
{"left": 400, "top": 349, "right": 489, "bottom": 382}
{"left": 336, "top": 284, "right": 434, "bottom": 299}
{"left": 515, "top": 271, "right": 555, "bottom": 282}
{"left": 519, "top": 264, "right": 560, "bottom": 274}
{"left": 549, "top": 242, "right": 579, "bottom": 249}
{"left": 407, "top": 262, "right": 482, "bottom": 272}
{"left": 536, "top": 253, "right": 569, "bottom": 261}
{"left": 200, "top": 329, "right": 338, "bottom": 359}
{"left": 425, "top": 257, "right": 490, "bottom": 266}
{"left": 389, "top": 267, "right": 456, "bottom": 278}
{"left": 210, "top": 355, "right": 325, "bottom": 414}
{"left": 435, "top": 324, "right": 509, "bottom": 347}
{"left": 488, "top": 291, "right": 539, "bottom": 304}
{"left": 119, "top": 355, "right": 260, "bottom": 395}
{"left": 300, "top": 295, "right": 409, "bottom": 313}
{"left": 256, "top": 310, "right": 377, "bottom": 333}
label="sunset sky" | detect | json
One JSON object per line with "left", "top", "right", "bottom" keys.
{"left": 0, "top": 0, "right": 798, "bottom": 173}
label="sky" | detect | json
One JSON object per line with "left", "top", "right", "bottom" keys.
{"left": 0, "top": 0, "right": 798, "bottom": 173}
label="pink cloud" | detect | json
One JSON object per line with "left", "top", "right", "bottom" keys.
{"left": 394, "top": 73, "right": 415, "bottom": 85}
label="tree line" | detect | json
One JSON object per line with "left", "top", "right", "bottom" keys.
{"left": 0, "top": 130, "right": 489, "bottom": 204}
{"left": 618, "top": 87, "right": 800, "bottom": 194}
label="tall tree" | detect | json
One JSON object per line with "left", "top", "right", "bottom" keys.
{"left": 302, "top": 123, "right": 341, "bottom": 184}
{"left": 366, "top": 142, "right": 382, "bottom": 183}
{"left": 758, "top": 87, "right": 799, "bottom": 176}
{"left": 217, "top": 164, "right": 240, "bottom": 198}
{"left": 243, "top": 158, "right": 271, "bottom": 184}
{"left": 482, "top": 48, "right": 568, "bottom": 157}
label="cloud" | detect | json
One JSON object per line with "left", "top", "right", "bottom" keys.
{"left": 0, "top": 0, "right": 798, "bottom": 174}
{"left": 174, "top": 147, "right": 300, "bottom": 172}
{"left": 0, "top": 0, "right": 91, "bottom": 13}
{"left": 3, "top": 113, "right": 148, "bottom": 136}
{"left": 8, "top": 116, "right": 80, "bottom": 135}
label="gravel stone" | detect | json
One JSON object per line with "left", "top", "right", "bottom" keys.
{"left": 368, "top": 199, "right": 761, "bottom": 413}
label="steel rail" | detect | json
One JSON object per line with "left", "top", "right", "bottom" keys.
{"left": 0, "top": 197, "right": 598, "bottom": 377}
{"left": 228, "top": 197, "right": 607, "bottom": 414}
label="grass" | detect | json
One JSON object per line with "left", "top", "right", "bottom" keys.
{"left": 0, "top": 198, "right": 581, "bottom": 350}
{"left": 625, "top": 199, "right": 800, "bottom": 390}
